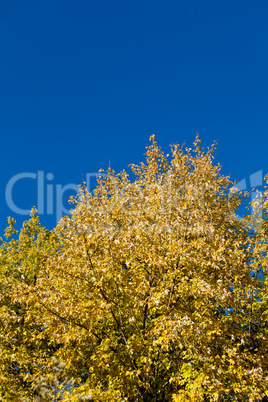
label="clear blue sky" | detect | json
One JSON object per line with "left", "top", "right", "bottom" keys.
{"left": 0, "top": 0, "right": 267, "bottom": 233}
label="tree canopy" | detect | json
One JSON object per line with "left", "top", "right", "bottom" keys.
{"left": 1, "top": 135, "right": 268, "bottom": 401}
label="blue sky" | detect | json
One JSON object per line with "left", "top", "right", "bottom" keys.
{"left": 0, "top": 0, "right": 267, "bottom": 233}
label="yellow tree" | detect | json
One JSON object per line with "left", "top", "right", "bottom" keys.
{"left": 1, "top": 135, "right": 268, "bottom": 401}
{"left": 0, "top": 211, "right": 63, "bottom": 400}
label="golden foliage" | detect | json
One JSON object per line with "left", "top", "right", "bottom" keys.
{"left": 1, "top": 136, "right": 268, "bottom": 401}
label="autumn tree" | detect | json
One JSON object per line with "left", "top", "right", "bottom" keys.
{"left": 0, "top": 212, "right": 63, "bottom": 400}
{"left": 1, "top": 135, "right": 268, "bottom": 401}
